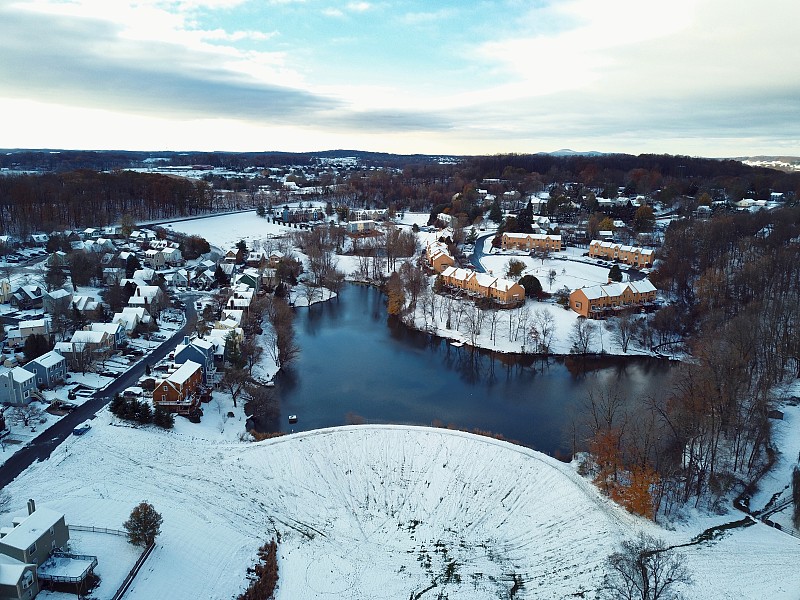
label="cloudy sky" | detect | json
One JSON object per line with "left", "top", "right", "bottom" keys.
{"left": 1, "top": 0, "right": 798, "bottom": 157}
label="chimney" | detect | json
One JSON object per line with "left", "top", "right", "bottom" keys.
{"left": 27, "top": 499, "right": 35, "bottom": 515}
{"left": 183, "top": 336, "right": 190, "bottom": 346}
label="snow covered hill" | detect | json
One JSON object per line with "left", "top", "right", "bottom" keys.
{"left": 8, "top": 420, "right": 800, "bottom": 599}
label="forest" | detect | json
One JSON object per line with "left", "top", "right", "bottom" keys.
{"left": 1, "top": 151, "right": 799, "bottom": 237}
{"left": 583, "top": 207, "right": 800, "bottom": 517}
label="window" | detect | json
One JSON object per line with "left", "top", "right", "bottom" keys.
{"left": 27, "top": 542, "right": 36, "bottom": 555}
{"left": 22, "top": 571, "right": 33, "bottom": 589}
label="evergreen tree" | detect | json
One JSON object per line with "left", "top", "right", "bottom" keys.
{"left": 123, "top": 502, "right": 163, "bottom": 547}
{"left": 608, "top": 264, "right": 623, "bottom": 282}
{"left": 488, "top": 200, "right": 502, "bottom": 224}
{"left": 23, "top": 334, "right": 50, "bottom": 362}
{"left": 153, "top": 405, "right": 175, "bottom": 429}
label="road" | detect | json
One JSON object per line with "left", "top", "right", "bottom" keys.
{"left": 469, "top": 233, "right": 494, "bottom": 273}
{"left": 0, "top": 302, "right": 197, "bottom": 489}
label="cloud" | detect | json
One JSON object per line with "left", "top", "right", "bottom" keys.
{"left": 399, "top": 9, "right": 458, "bottom": 26}
{"left": 0, "top": 5, "right": 335, "bottom": 122}
{"left": 322, "top": 7, "right": 344, "bottom": 18}
{"left": 346, "top": 2, "right": 371, "bottom": 12}
{"left": 201, "top": 29, "right": 278, "bottom": 42}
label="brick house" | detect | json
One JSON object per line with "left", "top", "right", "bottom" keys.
{"left": 569, "top": 279, "right": 658, "bottom": 318}
{"left": 440, "top": 267, "right": 525, "bottom": 305}
{"left": 501, "top": 233, "right": 562, "bottom": 252}
{"left": 153, "top": 360, "right": 204, "bottom": 415}
{"left": 588, "top": 240, "right": 654, "bottom": 267}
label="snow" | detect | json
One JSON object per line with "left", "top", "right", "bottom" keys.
{"left": 170, "top": 211, "right": 295, "bottom": 250}
{"left": 4, "top": 420, "right": 799, "bottom": 600}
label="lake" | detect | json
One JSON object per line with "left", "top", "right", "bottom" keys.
{"left": 273, "top": 284, "right": 677, "bottom": 456}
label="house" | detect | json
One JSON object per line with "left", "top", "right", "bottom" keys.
{"left": 70, "top": 295, "right": 99, "bottom": 317}
{"left": 346, "top": 220, "right": 376, "bottom": 235}
{"left": 102, "top": 267, "right": 125, "bottom": 286}
{"left": 0, "top": 500, "right": 72, "bottom": 600}
{"left": 22, "top": 350, "right": 67, "bottom": 389}
{"left": 436, "top": 213, "right": 458, "bottom": 229}
{"left": 43, "top": 289, "right": 72, "bottom": 315}
{"left": 143, "top": 249, "right": 166, "bottom": 269}
{"left": 88, "top": 322, "right": 126, "bottom": 349}
{"left": 0, "top": 280, "right": 10, "bottom": 304}
{"left": 223, "top": 249, "right": 241, "bottom": 264}
{"left": 245, "top": 250, "right": 268, "bottom": 268}
{"left": 127, "top": 286, "right": 163, "bottom": 315}
{"left": 0, "top": 368, "right": 39, "bottom": 406}
{"left": 29, "top": 233, "right": 49, "bottom": 247}
{"left": 81, "top": 228, "right": 100, "bottom": 240}
{"left": 439, "top": 267, "right": 525, "bottom": 305}
{"left": 174, "top": 336, "right": 217, "bottom": 385}
{"left": 500, "top": 233, "right": 562, "bottom": 253}
{"left": 425, "top": 242, "right": 455, "bottom": 274}
{"left": 111, "top": 306, "right": 150, "bottom": 333}
{"left": 160, "top": 247, "right": 182, "bottom": 266}
{"left": 152, "top": 360, "right": 204, "bottom": 415}
{"left": 569, "top": 279, "right": 658, "bottom": 318}
{"left": 588, "top": 240, "right": 654, "bottom": 267}
{"left": 163, "top": 269, "right": 189, "bottom": 289}
{"left": 17, "top": 319, "right": 53, "bottom": 347}
{"left": 0, "top": 553, "right": 37, "bottom": 600}
{"left": 10, "top": 286, "right": 44, "bottom": 311}
{"left": 61, "top": 330, "right": 112, "bottom": 364}
{"left": 267, "top": 251, "right": 284, "bottom": 267}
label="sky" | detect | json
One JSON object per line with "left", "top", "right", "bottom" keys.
{"left": 1, "top": 0, "right": 798, "bottom": 157}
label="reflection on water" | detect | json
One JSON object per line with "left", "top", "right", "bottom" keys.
{"left": 274, "top": 284, "right": 677, "bottom": 456}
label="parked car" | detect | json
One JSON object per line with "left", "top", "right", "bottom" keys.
{"left": 72, "top": 423, "right": 91, "bottom": 436}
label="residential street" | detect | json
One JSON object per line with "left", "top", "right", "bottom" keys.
{"left": 0, "top": 303, "right": 197, "bottom": 488}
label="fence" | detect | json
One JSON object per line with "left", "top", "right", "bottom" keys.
{"left": 70, "top": 525, "right": 128, "bottom": 537}
{"left": 110, "top": 542, "right": 155, "bottom": 600}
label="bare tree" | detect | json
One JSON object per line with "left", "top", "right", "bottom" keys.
{"left": 529, "top": 308, "right": 556, "bottom": 354}
{"left": 570, "top": 317, "right": 598, "bottom": 354}
{"left": 547, "top": 269, "right": 557, "bottom": 290}
{"left": 220, "top": 368, "right": 250, "bottom": 407}
{"left": 11, "top": 404, "right": 44, "bottom": 427}
{"left": 604, "top": 534, "right": 692, "bottom": 600}
{"left": 608, "top": 312, "right": 639, "bottom": 353}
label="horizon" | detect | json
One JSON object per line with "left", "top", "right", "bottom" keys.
{"left": 1, "top": 1, "right": 798, "bottom": 157}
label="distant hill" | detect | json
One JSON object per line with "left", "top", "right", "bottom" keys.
{"left": 544, "top": 149, "right": 606, "bottom": 157}
{"left": 737, "top": 156, "right": 800, "bottom": 173}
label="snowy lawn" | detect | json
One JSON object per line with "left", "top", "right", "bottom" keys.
{"left": 4, "top": 422, "right": 798, "bottom": 600}
{"left": 170, "top": 211, "right": 293, "bottom": 250}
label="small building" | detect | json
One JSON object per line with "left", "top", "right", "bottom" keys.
{"left": 0, "top": 553, "right": 37, "bottom": 600}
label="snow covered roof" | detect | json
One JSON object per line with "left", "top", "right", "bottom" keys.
{"left": 30, "top": 350, "right": 65, "bottom": 368}
{"left": 0, "top": 507, "right": 63, "bottom": 551}
{"left": 10, "top": 367, "right": 35, "bottom": 383}
{"left": 89, "top": 322, "right": 122, "bottom": 335}
{"left": 0, "top": 554, "right": 33, "bottom": 586}
{"left": 167, "top": 360, "right": 201, "bottom": 385}
{"left": 47, "top": 289, "right": 71, "bottom": 300}
{"left": 71, "top": 330, "right": 107, "bottom": 344}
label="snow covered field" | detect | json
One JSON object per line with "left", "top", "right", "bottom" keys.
{"left": 6, "top": 421, "right": 799, "bottom": 600}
